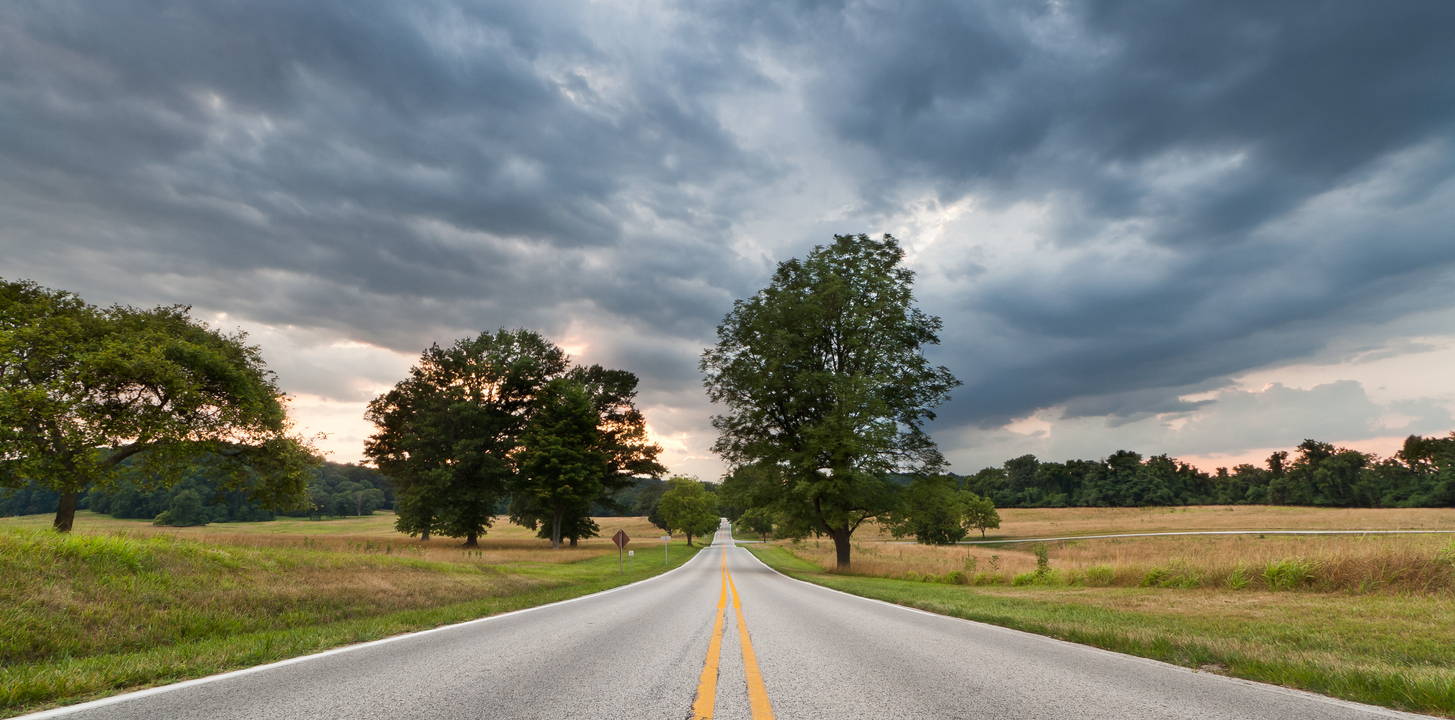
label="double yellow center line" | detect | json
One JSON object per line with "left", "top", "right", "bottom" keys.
{"left": 693, "top": 548, "right": 774, "bottom": 720}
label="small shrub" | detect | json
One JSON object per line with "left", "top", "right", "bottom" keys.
{"left": 1140, "top": 561, "right": 1201, "bottom": 589}
{"left": 1263, "top": 558, "right": 1314, "bottom": 591}
{"left": 1033, "top": 543, "right": 1050, "bottom": 575}
{"left": 964, "top": 555, "right": 978, "bottom": 573}
{"left": 988, "top": 555, "right": 1001, "bottom": 571}
{"left": 1140, "top": 567, "right": 1169, "bottom": 588}
{"left": 1085, "top": 565, "right": 1115, "bottom": 587}
{"left": 945, "top": 570, "right": 969, "bottom": 585}
{"left": 903, "top": 571, "right": 921, "bottom": 582}
{"left": 1012, "top": 571, "right": 1038, "bottom": 586}
{"left": 1227, "top": 564, "right": 1250, "bottom": 590}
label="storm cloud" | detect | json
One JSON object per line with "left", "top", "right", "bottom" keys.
{"left": 3, "top": 0, "right": 1453, "bottom": 473}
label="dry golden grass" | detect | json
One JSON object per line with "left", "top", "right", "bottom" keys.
{"left": 847, "top": 504, "right": 1455, "bottom": 541}
{"left": 0, "top": 511, "right": 670, "bottom": 565}
{"left": 783, "top": 509, "right": 1455, "bottom": 593}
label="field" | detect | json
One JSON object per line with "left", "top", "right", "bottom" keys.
{"left": 748, "top": 505, "right": 1455, "bottom": 717}
{"left": 0, "top": 512, "right": 699, "bottom": 717}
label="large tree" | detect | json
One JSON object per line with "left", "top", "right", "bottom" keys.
{"left": 365, "top": 329, "right": 567, "bottom": 546}
{"left": 701, "top": 234, "right": 959, "bottom": 569}
{"left": 0, "top": 279, "right": 316, "bottom": 532}
{"left": 510, "top": 367, "right": 665, "bottom": 547}
{"left": 510, "top": 379, "right": 609, "bottom": 549}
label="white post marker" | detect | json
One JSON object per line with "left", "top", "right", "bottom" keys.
{"left": 628, "top": 549, "right": 634, "bottom": 572}
{"left": 662, "top": 535, "right": 670, "bottom": 565}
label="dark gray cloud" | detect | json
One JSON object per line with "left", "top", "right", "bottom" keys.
{"left": 2, "top": 0, "right": 1454, "bottom": 470}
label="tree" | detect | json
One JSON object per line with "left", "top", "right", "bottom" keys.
{"left": 0, "top": 279, "right": 316, "bottom": 532}
{"left": 736, "top": 506, "right": 776, "bottom": 541}
{"left": 962, "top": 493, "right": 1000, "bottom": 538}
{"left": 889, "top": 475, "right": 968, "bottom": 545}
{"left": 365, "top": 329, "right": 568, "bottom": 546}
{"left": 701, "top": 234, "right": 960, "bottom": 569}
{"left": 658, "top": 476, "right": 719, "bottom": 546}
{"left": 510, "top": 379, "right": 609, "bottom": 549}
{"left": 509, "top": 366, "right": 665, "bottom": 548}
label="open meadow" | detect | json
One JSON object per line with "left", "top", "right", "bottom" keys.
{"left": 0, "top": 512, "right": 698, "bottom": 717}
{"left": 749, "top": 505, "right": 1455, "bottom": 717}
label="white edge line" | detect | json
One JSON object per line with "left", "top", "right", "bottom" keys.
{"left": 11, "top": 545, "right": 712, "bottom": 720}
{"left": 733, "top": 542, "right": 1435, "bottom": 720}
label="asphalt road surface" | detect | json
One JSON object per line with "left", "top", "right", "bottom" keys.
{"left": 26, "top": 522, "right": 1429, "bottom": 720}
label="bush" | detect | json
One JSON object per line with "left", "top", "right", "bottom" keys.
{"left": 1085, "top": 565, "right": 1115, "bottom": 586}
{"left": 945, "top": 570, "right": 969, "bottom": 585}
{"left": 1263, "top": 558, "right": 1315, "bottom": 591}
{"left": 1227, "top": 564, "right": 1251, "bottom": 590}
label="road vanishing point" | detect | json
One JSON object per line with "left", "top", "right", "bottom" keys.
{"left": 23, "top": 522, "right": 1429, "bottom": 720}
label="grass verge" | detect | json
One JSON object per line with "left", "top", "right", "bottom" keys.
{"left": 747, "top": 544, "right": 1455, "bottom": 718}
{"left": 1, "top": 528, "right": 702, "bottom": 718}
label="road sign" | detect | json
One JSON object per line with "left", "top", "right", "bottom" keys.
{"left": 613, "top": 530, "right": 629, "bottom": 573}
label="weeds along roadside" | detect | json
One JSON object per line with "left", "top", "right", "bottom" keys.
{"left": 746, "top": 542, "right": 1455, "bottom": 717}
{"left": 0, "top": 527, "right": 703, "bottom": 717}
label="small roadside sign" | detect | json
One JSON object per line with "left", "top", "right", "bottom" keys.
{"left": 613, "top": 530, "right": 630, "bottom": 573}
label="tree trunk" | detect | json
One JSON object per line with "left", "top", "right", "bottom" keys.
{"left": 53, "top": 491, "right": 79, "bottom": 533}
{"left": 830, "top": 526, "right": 852, "bottom": 570}
{"left": 421, "top": 527, "right": 430, "bottom": 541}
{"left": 568, "top": 536, "right": 578, "bottom": 548}
{"left": 463, "top": 532, "right": 478, "bottom": 547}
{"left": 551, "top": 510, "right": 562, "bottom": 550}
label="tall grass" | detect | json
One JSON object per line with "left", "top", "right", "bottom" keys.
{"left": 781, "top": 534, "right": 1455, "bottom": 593}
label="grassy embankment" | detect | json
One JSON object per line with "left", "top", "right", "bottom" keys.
{"left": 748, "top": 505, "right": 1455, "bottom": 717}
{"left": 0, "top": 512, "right": 700, "bottom": 717}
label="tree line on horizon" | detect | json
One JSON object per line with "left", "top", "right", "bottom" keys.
{"left": 0, "top": 460, "right": 396, "bottom": 524}
{"left": 960, "top": 434, "right": 1455, "bottom": 509}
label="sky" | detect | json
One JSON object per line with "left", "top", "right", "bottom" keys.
{"left": 3, "top": 0, "right": 1455, "bottom": 479}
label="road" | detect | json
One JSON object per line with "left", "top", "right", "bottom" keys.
{"left": 26, "top": 522, "right": 1427, "bottom": 720}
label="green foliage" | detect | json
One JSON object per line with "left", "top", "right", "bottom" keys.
{"left": 735, "top": 506, "right": 776, "bottom": 541}
{"left": 658, "top": 476, "right": 719, "bottom": 546}
{"left": 962, "top": 492, "right": 1000, "bottom": 538}
{"left": 510, "top": 379, "right": 609, "bottom": 549}
{"left": 888, "top": 475, "right": 969, "bottom": 545}
{"left": 366, "top": 329, "right": 567, "bottom": 545}
{"left": 511, "top": 367, "right": 666, "bottom": 546}
{"left": 701, "top": 234, "right": 959, "bottom": 569}
{"left": 1263, "top": 559, "right": 1316, "bottom": 591}
{"left": 0, "top": 279, "right": 316, "bottom": 532}
{"left": 366, "top": 330, "right": 662, "bottom": 547}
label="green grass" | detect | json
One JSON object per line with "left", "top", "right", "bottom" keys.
{"left": 1, "top": 527, "right": 702, "bottom": 717}
{"left": 747, "top": 545, "right": 1455, "bottom": 718}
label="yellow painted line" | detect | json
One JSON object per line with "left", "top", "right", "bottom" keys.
{"left": 727, "top": 554, "right": 776, "bottom": 720}
{"left": 692, "top": 550, "right": 729, "bottom": 720}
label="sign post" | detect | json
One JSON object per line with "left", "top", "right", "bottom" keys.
{"left": 612, "top": 530, "right": 630, "bottom": 573}
{"left": 628, "top": 549, "right": 634, "bottom": 573}
{"left": 662, "top": 535, "right": 671, "bottom": 565}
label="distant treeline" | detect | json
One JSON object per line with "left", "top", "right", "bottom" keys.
{"left": 961, "top": 434, "right": 1455, "bottom": 508}
{"left": 0, "top": 459, "right": 395, "bottom": 524}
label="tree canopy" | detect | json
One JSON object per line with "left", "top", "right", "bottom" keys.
{"left": 365, "top": 329, "right": 664, "bottom": 547}
{"left": 658, "top": 476, "right": 719, "bottom": 546}
{"left": 0, "top": 279, "right": 316, "bottom": 532}
{"left": 511, "top": 379, "right": 609, "bottom": 549}
{"left": 364, "top": 329, "right": 567, "bottom": 546}
{"left": 701, "top": 234, "right": 959, "bottom": 569}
